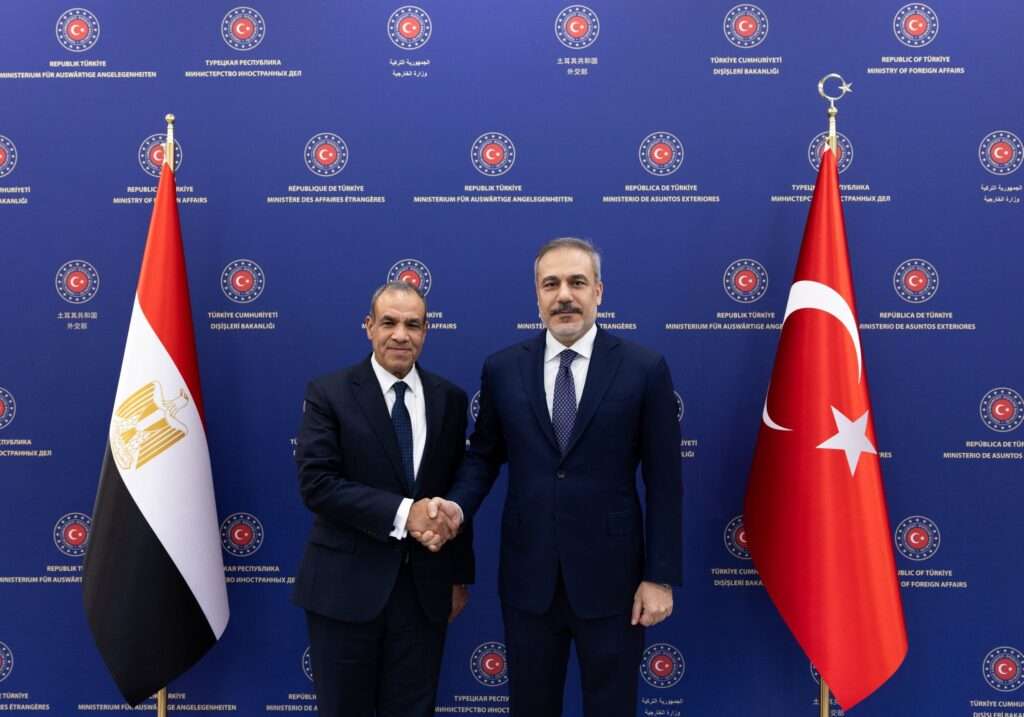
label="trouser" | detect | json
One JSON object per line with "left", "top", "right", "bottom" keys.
{"left": 502, "top": 571, "right": 645, "bottom": 717}
{"left": 305, "top": 563, "right": 447, "bottom": 717}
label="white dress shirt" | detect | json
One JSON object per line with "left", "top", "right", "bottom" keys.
{"left": 369, "top": 355, "right": 426, "bottom": 539}
{"left": 544, "top": 323, "right": 597, "bottom": 418}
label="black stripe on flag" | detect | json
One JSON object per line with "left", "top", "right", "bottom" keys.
{"left": 83, "top": 444, "right": 216, "bottom": 706}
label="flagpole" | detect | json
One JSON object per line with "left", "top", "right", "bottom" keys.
{"left": 164, "top": 113, "right": 175, "bottom": 168}
{"left": 154, "top": 111, "right": 175, "bottom": 717}
{"left": 814, "top": 75, "right": 851, "bottom": 717}
{"left": 817, "top": 73, "right": 851, "bottom": 154}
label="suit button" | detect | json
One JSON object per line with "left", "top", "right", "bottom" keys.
{"left": 556, "top": 470, "right": 566, "bottom": 479}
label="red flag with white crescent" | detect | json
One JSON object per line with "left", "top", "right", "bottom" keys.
{"left": 83, "top": 161, "right": 229, "bottom": 705}
{"left": 744, "top": 147, "right": 907, "bottom": 710}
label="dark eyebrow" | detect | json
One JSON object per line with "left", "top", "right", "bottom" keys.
{"left": 541, "top": 274, "right": 589, "bottom": 283}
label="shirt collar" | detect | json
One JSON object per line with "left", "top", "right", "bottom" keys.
{"left": 370, "top": 353, "right": 422, "bottom": 396}
{"left": 544, "top": 323, "right": 598, "bottom": 362}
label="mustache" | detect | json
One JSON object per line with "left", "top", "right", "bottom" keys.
{"left": 550, "top": 303, "right": 582, "bottom": 316}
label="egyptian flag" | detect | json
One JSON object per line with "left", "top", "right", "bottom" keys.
{"left": 83, "top": 157, "right": 229, "bottom": 705}
{"left": 744, "top": 147, "right": 907, "bottom": 710}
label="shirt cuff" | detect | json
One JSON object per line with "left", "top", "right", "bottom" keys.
{"left": 390, "top": 497, "right": 414, "bottom": 539}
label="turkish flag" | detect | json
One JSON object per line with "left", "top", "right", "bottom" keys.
{"left": 744, "top": 147, "right": 907, "bottom": 710}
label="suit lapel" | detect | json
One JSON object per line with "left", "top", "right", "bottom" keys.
{"left": 416, "top": 366, "right": 446, "bottom": 498}
{"left": 563, "top": 329, "right": 622, "bottom": 458}
{"left": 350, "top": 358, "right": 408, "bottom": 494}
{"left": 520, "top": 332, "right": 560, "bottom": 454}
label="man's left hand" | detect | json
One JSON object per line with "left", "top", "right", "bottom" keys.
{"left": 449, "top": 585, "right": 470, "bottom": 623}
{"left": 630, "top": 581, "right": 673, "bottom": 627}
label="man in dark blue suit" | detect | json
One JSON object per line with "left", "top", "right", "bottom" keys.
{"left": 293, "top": 281, "right": 472, "bottom": 717}
{"left": 426, "top": 238, "right": 683, "bottom": 716}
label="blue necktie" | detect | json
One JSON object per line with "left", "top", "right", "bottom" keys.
{"left": 552, "top": 349, "right": 578, "bottom": 454}
{"left": 391, "top": 381, "right": 415, "bottom": 495}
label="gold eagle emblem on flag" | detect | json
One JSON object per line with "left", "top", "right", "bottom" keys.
{"left": 110, "top": 381, "right": 190, "bottom": 471}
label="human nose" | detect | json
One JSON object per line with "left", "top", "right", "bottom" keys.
{"left": 555, "top": 280, "right": 573, "bottom": 302}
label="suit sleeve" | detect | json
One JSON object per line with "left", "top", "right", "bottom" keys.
{"left": 295, "top": 380, "right": 404, "bottom": 542}
{"left": 446, "top": 358, "right": 507, "bottom": 519}
{"left": 447, "top": 388, "right": 476, "bottom": 585}
{"left": 640, "top": 357, "right": 684, "bottom": 585}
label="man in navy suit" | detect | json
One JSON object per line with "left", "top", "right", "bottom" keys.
{"left": 293, "top": 281, "right": 472, "bottom": 717}
{"left": 423, "top": 237, "right": 683, "bottom": 716}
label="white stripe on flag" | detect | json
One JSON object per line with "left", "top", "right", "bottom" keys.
{"left": 109, "top": 296, "right": 229, "bottom": 638}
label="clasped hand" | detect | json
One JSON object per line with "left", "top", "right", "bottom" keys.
{"left": 407, "top": 497, "right": 462, "bottom": 552}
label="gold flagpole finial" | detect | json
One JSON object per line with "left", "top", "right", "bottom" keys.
{"left": 164, "top": 114, "right": 176, "bottom": 168}
{"left": 817, "top": 74, "right": 852, "bottom": 154}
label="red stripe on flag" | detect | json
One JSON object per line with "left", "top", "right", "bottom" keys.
{"left": 794, "top": 150, "right": 856, "bottom": 300}
{"left": 136, "top": 163, "right": 205, "bottom": 423}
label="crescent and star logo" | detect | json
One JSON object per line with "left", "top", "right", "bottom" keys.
{"left": 762, "top": 280, "right": 878, "bottom": 476}
{"left": 0, "top": 388, "right": 15, "bottom": 431}
{"left": 53, "top": 512, "right": 92, "bottom": 557}
{"left": 138, "top": 134, "right": 182, "bottom": 178}
{"left": 808, "top": 132, "right": 853, "bottom": 174}
{"left": 220, "top": 512, "right": 265, "bottom": 557}
{"left": 387, "top": 258, "right": 432, "bottom": 296}
{"left": 0, "top": 135, "right": 18, "bottom": 179}
{"left": 640, "top": 643, "right": 685, "bottom": 688}
{"left": 470, "top": 132, "right": 516, "bottom": 177}
{"left": 387, "top": 6, "right": 432, "bottom": 50}
{"left": 893, "top": 259, "right": 938, "bottom": 303}
{"left": 302, "top": 646, "right": 314, "bottom": 681}
{"left": 639, "top": 132, "right": 684, "bottom": 176}
{"left": 894, "top": 515, "right": 940, "bottom": 561}
{"left": 221, "top": 7, "right": 266, "bottom": 51}
{"left": 983, "top": 647, "right": 1024, "bottom": 692}
{"left": 470, "top": 642, "right": 508, "bottom": 686}
{"left": 979, "top": 131, "right": 1023, "bottom": 176}
{"left": 221, "top": 259, "right": 267, "bottom": 303}
{"left": 893, "top": 4, "right": 938, "bottom": 48}
{"left": 810, "top": 663, "right": 827, "bottom": 687}
{"left": 304, "top": 133, "right": 349, "bottom": 177}
{"left": 55, "top": 260, "right": 100, "bottom": 304}
{"left": 56, "top": 8, "right": 100, "bottom": 52}
{"left": 470, "top": 390, "right": 481, "bottom": 422}
{"left": 555, "top": 6, "right": 599, "bottom": 49}
{"left": 724, "top": 515, "right": 751, "bottom": 560}
{"left": 723, "top": 259, "right": 768, "bottom": 303}
{"left": 723, "top": 5, "right": 769, "bottom": 48}
{"left": 979, "top": 388, "right": 1024, "bottom": 433}
{"left": 0, "top": 641, "right": 12, "bottom": 683}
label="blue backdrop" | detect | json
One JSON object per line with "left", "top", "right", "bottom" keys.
{"left": 1, "top": 2, "right": 1022, "bottom": 715}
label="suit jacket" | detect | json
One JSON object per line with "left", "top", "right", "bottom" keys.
{"left": 447, "top": 329, "right": 682, "bottom": 619}
{"left": 292, "top": 356, "right": 473, "bottom": 624}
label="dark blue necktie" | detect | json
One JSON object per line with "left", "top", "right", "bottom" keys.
{"left": 552, "top": 349, "right": 578, "bottom": 454}
{"left": 391, "top": 381, "right": 415, "bottom": 495}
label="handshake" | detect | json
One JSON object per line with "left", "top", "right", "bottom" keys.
{"left": 406, "top": 497, "right": 463, "bottom": 552}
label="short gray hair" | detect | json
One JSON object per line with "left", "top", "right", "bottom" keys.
{"left": 534, "top": 237, "right": 602, "bottom": 282}
{"left": 368, "top": 281, "right": 427, "bottom": 319}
